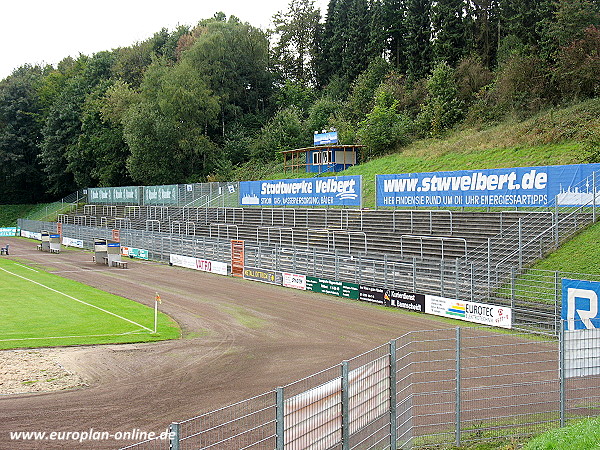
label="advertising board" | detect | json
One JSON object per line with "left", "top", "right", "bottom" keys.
{"left": 62, "top": 237, "right": 84, "bottom": 248}
{"left": 21, "top": 230, "right": 41, "bottom": 240}
{"left": 283, "top": 272, "right": 306, "bottom": 290}
{"left": 561, "top": 278, "right": 600, "bottom": 377}
{"left": 377, "top": 163, "right": 600, "bottom": 208}
{"left": 243, "top": 267, "right": 282, "bottom": 285}
{"left": 313, "top": 130, "right": 338, "bottom": 146}
{"left": 359, "top": 285, "right": 425, "bottom": 312}
{"left": 121, "top": 246, "right": 149, "bottom": 260}
{"left": 88, "top": 186, "right": 140, "bottom": 204}
{"left": 169, "top": 254, "right": 227, "bottom": 275}
{"left": 0, "top": 227, "right": 17, "bottom": 237}
{"left": 425, "top": 295, "right": 512, "bottom": 329}
{"left": 306, "top": 276, "right": 359, "bottom": 299}
{"left": 144, "top": 185, "right": 179, "bottom": 205}
{"left": 239, "top": 175, "right": 362, "bottom": 207}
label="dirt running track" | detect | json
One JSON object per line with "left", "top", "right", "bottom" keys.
{"left": 0, "top": 238, "right": 512, "bottom": 449}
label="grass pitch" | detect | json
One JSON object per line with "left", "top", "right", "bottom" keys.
{"left": 0, "top": 258, "right": 180, "bottom": 350}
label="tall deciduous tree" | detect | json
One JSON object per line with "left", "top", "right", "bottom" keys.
{"left": 0, "top": 66, "right": 48, "bottom": 203}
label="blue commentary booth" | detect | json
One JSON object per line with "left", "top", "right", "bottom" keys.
{"left": 283, "top": 130, "right": 362, "bottom": 174}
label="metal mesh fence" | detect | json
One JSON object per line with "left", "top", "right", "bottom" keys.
{"left": 115, "top": 325, "right": 597, "bottom": 450}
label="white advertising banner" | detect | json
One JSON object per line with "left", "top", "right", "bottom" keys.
{"left": 62, "top": 237, "right": 84, "bottom": 248}
{"left": 425, "top": 295, "right": 512, "bottom": 329}
{"left": 169, "top": 254, "right": 227, "bottom": 276}
{"left": 283, "top": 272, "right": 307, "bottom": 290}
{"left": 21, "top": 230, "right": 42, "bottom": 240}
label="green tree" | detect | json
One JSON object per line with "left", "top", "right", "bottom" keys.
{"left": 406, "top": 0, "right": 433, "bottom": 80}
{"left": 357, "top": 88, "right": 413, "bottom": 158}
{"left": 250, "top": 106, "right": 307, "bottom": 161}
{"left": 380, "top": 0, "right": 408, "bottom": 71}
{"left": 465, "top": 0, "right": 501, "bottom": 68}
{"left": 78, "top": 81, "right": 132, "bottom": 187}
{"left": 123, "top": 58, "right": 222, "bottom": 184}
{"left": 417, "top": 61, "right": 464, "bottom": 135}
{"left": 555, "top": 25, "right": 600, "bottom": 100}
{"left": 306, "top": 96, "right": 343, "bottom": 133}
{"left": 181, "top": 17, "right": 272, "bottom": 143}
{"left": 314, "top": 0, "right": 374, "bottom": 91}
{"left": 538, "top": 0, "right": 600, "bottom": 59}
{"left": 432, "top": 0, "right": 467, "bottom": 65}
{"left": 344, "top": 58, "right": 392, "bottom": 122}
{"left": 0, "top": 66, "right": 48, "bottom": 203}
{"left": 271, "top": 0, "right": 321, "bottom": 84}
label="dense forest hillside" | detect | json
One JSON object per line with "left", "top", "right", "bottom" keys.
{"left": 1, "top": 0, "right": 599, "bottom": 204}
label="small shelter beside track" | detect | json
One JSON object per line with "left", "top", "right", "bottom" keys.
{"left": 282, "top": 130, "right": 363, "bottom": 174}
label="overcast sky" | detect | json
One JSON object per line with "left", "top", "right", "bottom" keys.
{"left": 1, "top": 0, "right": 328, "bottom": 80}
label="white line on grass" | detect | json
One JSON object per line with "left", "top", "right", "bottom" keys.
{"left": 14, "top": 263, "right": 38, "bottom": 272}
{"left": 0, "top": 330, "right": 146, "bottom": 343}
{"left": 0, "top": 266, "right": 153, "bottom": 333}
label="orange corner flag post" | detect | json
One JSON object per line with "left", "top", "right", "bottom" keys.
{"left": 154, "top": 293, "right": 161, "bottom": 334}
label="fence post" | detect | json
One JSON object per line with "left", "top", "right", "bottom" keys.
{"left": 455, "top": 327, "right": 462, "bottom": 448}
{"left": 555, "top": 271, "right": 561, "bottom": 336}
{"left": 169, "top": 422, "right": 180, "bottom": 450}
{"left": 555, "top": 201, "right": 559, "bottom": 246}
{"left": 518, "top": 218, "right": 523, "bottom": 270}
{"left": 594, "top": 171, "right": 597, "bottom": 223}
{"left": 470, "top": 263, "right": 474, "bottom": 302}
{"left": 487, "top": 238, "right": 491, "bottom": 298}
{"left": 276, "top": 387, "right": 285, "bottom": 450}
{"left": 440, "top": 259, "right": 445, "bottom": 297}
{"left": 559, "top": 319, "right": 566, "bottom": 428}
{"left": 510, "top": 266, "right": 516, "bottom": 311}
{"left": 341, "top": 361, "right": 350, "bottom": 450}
{"left": 412, "top": 257, "right": 417, "bottom": 293}
{"left": 389, "top": 340, "right": 398, "bottom": 449}
{"left": 455, "top": 259, "right": 459, "bottom": 300}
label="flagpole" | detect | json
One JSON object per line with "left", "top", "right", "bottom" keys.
{"left": 153, "top": 292, "right": 160, "bottom": 334}
{"left": 154, "top": 299, "right": 158, "bottom": 334}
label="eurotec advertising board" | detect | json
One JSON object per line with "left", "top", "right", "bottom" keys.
{"left": 239, "top": 175, "right": 362, "bottom": 207}
{"left": 169, "top": 254, "right": 228, "bottom": 276}
{"left": 243, "top": 267, "right": 282, "bottom": 285}
{"left": 377, "top": 163, "right": 600, "bottom": 208}
{"left": 359, "top": 285, "right": 425, "bottom": 312}
{"left": 306, "top": 276, "right": 359, "bottom": 299}
{"left": 425, "top": 295, "right": 512, "bottom": 329}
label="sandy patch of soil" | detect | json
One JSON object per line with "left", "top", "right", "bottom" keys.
{"left": 0, "top": 349, "right": 86, "bottom": 395}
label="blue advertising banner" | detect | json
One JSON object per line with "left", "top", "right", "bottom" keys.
{"left": 314, "top": 131, "right": 338, "bottom": 146}
{"left": 377, "top": 163, "right": 600, "bottom": 208}
{"left": 562, "top": 278, "right": 600, "bottom": 330}
{"left": 239, "top": 175, "right": 362, "bottom": 207}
